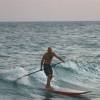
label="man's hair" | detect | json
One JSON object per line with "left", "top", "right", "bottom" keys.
{"left": 48, "top": 47, "right": 51, "bottom": 49}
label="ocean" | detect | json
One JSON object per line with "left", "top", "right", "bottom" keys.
{"left": 0, "top": 21, "right": 100, "bottom": 100}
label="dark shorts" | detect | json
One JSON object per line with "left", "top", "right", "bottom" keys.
{"left": 43, "top": 64, "right": 53, "bottom": 76}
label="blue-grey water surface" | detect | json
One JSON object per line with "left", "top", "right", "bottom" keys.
{"left": 0, "top": 21, "right": 100, "bottom": 100}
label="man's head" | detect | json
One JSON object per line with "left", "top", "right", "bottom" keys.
{"left": 47, "top": 47, "right": 52, "bottom": 53}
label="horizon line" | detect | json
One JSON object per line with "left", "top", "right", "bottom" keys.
{"left": 0, "top": 20, "right": 100, "bottom": 23}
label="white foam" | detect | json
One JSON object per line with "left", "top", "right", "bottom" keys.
{"left": 61, "top": 61, "right": 78, "bottom": 71}
{"left": 0, "top": 67, "right": 31, "bottom": 85}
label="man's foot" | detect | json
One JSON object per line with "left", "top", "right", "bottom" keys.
{"left": 45, "top": 85, "right": 53, "bottom": 90}
{"left": 45, "top": 85, "right": 50, "bottom": 88}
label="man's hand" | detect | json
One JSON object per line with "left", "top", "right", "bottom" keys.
{"left": 40, "top": 68, "right": 43, "bottom": 71}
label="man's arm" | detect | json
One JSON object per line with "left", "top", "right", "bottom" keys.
{"left": 54, "top": 53, "right": 64, "bottom": 62}
{"left": 40, "top": 54, "right": 45, "bottom": 70}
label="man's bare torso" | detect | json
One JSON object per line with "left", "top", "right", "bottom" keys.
{"left": 43, "top": 52, "right": 54, "bottom": 64}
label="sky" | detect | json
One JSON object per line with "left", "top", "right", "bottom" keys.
{"left": 0, "top": 0, "right": 100, "bottom": 21}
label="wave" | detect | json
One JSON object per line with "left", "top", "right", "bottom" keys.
{"left": 0, "top": 59, "right": 100, "bottom": 94}
{"left": 52, "top": 60, "right": 100, "bottom": 89}
{"left": 55, "top": 60, "right": 100, "bottom": 75}
{"left": 0, "top": 67, "right": 32, "bottom": 86}
{"left": 0, "top": 59, "right": 99, "bottom": 89}
{"left": 0, "top": 61, "right": 100, "bottom": 100}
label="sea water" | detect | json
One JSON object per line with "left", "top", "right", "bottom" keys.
{"left": 0, "top": 21, "right": 100, "bottom": 100}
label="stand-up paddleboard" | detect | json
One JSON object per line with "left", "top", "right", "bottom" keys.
{"left": 41, "top": 86, "right": 91, "bottom": 96}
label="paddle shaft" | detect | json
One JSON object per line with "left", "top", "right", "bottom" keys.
{"left": 16, "top": 70, "right": 41, "bottom": 80}
{"left": 52, "top": 62, "right": 62, "bottom": 66}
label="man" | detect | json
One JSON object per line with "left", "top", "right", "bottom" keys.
{"left": 40, "top": 47, "right": 64, "bottom": 88}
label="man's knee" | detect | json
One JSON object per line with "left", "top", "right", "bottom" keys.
{"left": 48, "top": 74, "right": 52, "bottom": 79}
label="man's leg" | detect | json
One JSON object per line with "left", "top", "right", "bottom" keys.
{"left": 46, "top": 74, "right": 52, "bottom": 88}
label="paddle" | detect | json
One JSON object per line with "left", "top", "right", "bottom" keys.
{"left": 16, "top": 62, "right": 62, "bottom": 81}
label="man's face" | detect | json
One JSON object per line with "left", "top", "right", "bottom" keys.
{"left": 48, "top": 47, "right": 52, "bottom": 53}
